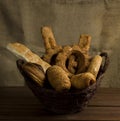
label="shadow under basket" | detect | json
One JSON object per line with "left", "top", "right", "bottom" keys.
{"left": 17, "top": 52, "right": 109, "bottom": 114}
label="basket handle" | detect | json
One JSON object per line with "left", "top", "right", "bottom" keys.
{"left": 99, "top": 52, "right": 109, "bottom": 74}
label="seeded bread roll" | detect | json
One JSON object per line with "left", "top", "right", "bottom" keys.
{"left": 46, "top": 65, "right": 71, "bottom": 91}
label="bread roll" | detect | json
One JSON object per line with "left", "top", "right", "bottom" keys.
{"left": 46, "top": 65, "right": 71, "bottom": 91}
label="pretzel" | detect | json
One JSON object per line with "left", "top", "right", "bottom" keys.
{"left": 55, "top": 45, "right": 88, "bottom": 77}
{"left": 68, "top": 35, "right": 91, "bottom": 74}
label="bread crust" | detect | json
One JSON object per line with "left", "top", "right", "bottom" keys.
{"left": 7, "top": 42, "right": 51, "bottom": 72}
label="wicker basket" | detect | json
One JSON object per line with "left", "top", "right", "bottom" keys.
{"left": 16, "top": 52, "right": 109, "bottom": 114}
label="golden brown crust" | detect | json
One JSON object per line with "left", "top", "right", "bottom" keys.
{"left": 70, "top": 72, "right": 96, "bottom": 89}
{"left": 55, "top": 46, "right": 72, "bottom": 76}
{"left": 42, "top": 46, "right": 62, "bottom": 64}
{"left": 87, "top": 55, "right": 102, "bottom": 77}
{"left": 55, "top": 45, "right": 89, "bottom": 77}
{"left": 41, "top": 26, "right": 63, "bottom": 64}
{"left": 67, "top": 54, "right": 78, "bottom": 74}
{"left": 41, "top": 26, "right": 57, "bottom": 50}
{"left": 46, "top": 65, "right": 71, "bottom": 91}
{"left": 78, "top": 34, "right": 91, "bottom": 54}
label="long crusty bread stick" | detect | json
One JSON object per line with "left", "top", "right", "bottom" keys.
{"left": 7, "top": 42, "right": 51, "bottom": 72}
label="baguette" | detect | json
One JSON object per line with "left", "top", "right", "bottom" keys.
{"left": 7, "top": 42, "right": 51, "bottom": 72}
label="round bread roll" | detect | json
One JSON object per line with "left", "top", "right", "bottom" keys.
{"left": 70, "top": 72, "right": 96, "bottom": 89}
{"left": 46, "top": 65, "right": 71, "bottom": 91}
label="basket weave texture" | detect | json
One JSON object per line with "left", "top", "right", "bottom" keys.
{"left": 17, "top": 52, "right": 109, "bottom": 114}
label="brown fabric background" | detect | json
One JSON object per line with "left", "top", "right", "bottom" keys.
{"left": 0, "top": 0, "right": 120, "bottom": 87}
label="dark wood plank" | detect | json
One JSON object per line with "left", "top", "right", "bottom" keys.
{"left": 1, "top": 107, "right": 120, "bottom": 121}
{"left": 0, "top": 87, "right": 120, "bottom": 120}
{"left": 89, "top": 88, "right": 120, "bottom": 106}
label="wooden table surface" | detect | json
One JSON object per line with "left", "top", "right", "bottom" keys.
{"left": 0, "top": 87, "right": 120, "bottom": 121}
